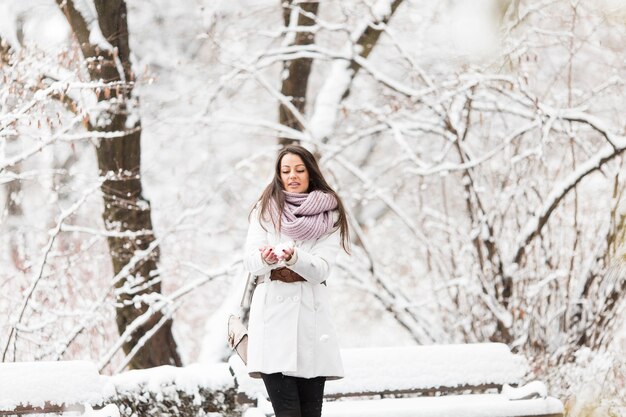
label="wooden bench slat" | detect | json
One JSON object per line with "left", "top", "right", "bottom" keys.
{"left": 0, "top": 403, "right": 85, "bottom": 416}
{"left": 324, "top": 383, "right": 504, "bottom": 399}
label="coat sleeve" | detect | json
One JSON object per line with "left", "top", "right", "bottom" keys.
{"left": 243, "top": 207, "right": 275, "bottom": 276}
{"left": 288, "top": 226, "right": 341, "bottom": 285}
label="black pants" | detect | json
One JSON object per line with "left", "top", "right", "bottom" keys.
{"left": 260, "top": 372, "right": 326, "bottom": 417}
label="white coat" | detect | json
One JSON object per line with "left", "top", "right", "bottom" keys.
{"left": 243, "top": 206, "right": 344, "bottom": 380}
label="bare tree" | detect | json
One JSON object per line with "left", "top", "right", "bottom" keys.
{"left": 55, "top": 0, "right": 181, "bottom": 369}
{"left": 276, "top": 0, "right": 405, "bottom": 146}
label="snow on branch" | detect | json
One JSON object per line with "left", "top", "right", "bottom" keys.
{"left": 555, "top": 108, "right": 626, "bottom": 150}
{"left": 308, "top": 0, "right": 404, "bottom": 141}
{"left": 253, "top": 72, "right": 312, "bottom": 140}
{"left": 333, "top": 153, "right": 430, "bottom": 245}
{"left": 70, "top": 0, "right": 115, "bottom": 52}
{"left": 2, "top": 179, "right": 105, "bottom": 361}
{"left": 0, "top": 120, "right": 140, "bottom": 174}
{"left": 99, "top": 261, "right": 236, "bottom": 371}
{"left": 308, "top": 61, "right": 354, "bottom": 142}
{"left": 60, "top": 224, "right": 155, "bottom": 238}
{"left": 339, "top": 204, "right": 440, "bottom": 344}
{"left": 57, "top": 0, "right": 128, "bottom": 82}
{"left": 512, "top": 134, "right": 626, "bottom": 265}
{"left": 394, "top": 118, "right": 542, "bottom": 177}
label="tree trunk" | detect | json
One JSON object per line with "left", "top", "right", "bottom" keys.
{"left": 278, "top": 1, "right": 319, "bottom": 146}
{"left": 57, "top": 0, "right": 181, "bottom": 369}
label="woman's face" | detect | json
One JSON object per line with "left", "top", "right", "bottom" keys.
{"left": 280, "top": 153, "right": 310, "bottom": 193}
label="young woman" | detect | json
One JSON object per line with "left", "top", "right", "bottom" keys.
{"left": 243, "top": 145, "right": 350, "bottom": 417}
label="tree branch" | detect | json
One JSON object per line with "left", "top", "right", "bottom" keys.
{"left": 513, "top": 138, "right": 626, "bottom": 265}
{"left": 308, "top": 0, "right": 404, "bottom": 142}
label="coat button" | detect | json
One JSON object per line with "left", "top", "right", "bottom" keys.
{"left": 292, "top": 295, "right": 300, "bottom": 301}
{"left": 277, "top": 296, "right": 283, "bottom": 302}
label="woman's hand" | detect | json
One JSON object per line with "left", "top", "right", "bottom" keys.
{"left": 280, "top": 247, "right": 295, "bottom": 262}
{"left": 259, "top": 245, "right": 279, "bottom": 265}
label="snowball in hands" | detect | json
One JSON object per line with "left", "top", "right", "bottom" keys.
{"left": 274, "top": 241, "right": 295, "bottom": 260}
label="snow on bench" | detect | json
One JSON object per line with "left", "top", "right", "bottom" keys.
{"left": 0, "top": 361, "right": 119, "bottom": 416}
{"left": 230, "top": 343, "right": 564, "bottom": 417}
{"left": 325, "top": 343, "right": 530, "bottom": 398}
{"left": 109, "top": 362, "right": 240, "bottom": 416}
{"left": 110, "top": 362, "right": 235, "bottom": 395}
{"left": 231, "top": 343, "right": 530, "bottom": 400}
{"left": 0, "top": 361, "right": 240, "bottom": 417}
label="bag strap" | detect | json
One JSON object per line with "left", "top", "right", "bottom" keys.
{"left": 240, "top": 272, "right": 258, "bottom": 309}
{"left": 239, "top": 272, "right": 251, "bottom": 308}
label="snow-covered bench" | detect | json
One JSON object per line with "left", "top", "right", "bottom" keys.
{"left": 0, "top": 361, "right": 119, "bottom": 416}
{"left": 229, "top": 343, "right": 564, "bottom": 417}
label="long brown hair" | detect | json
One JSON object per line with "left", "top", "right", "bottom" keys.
{"left": 250, "top": 145, "right": 350, "bottom": 253}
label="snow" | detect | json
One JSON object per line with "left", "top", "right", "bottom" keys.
{"left": 87, "top": 24, "right": 113, "bottom": 53}
{"left": 0, "top": 361, "right": 115, "bottom": 409}
{"left": 309, "top": 60, "right": 354, "bottom": 141}
{"left": 319, "top": 394, "right": 563, "bottom": 417}
{"left": 447, "top": 0, "right": 501, "bottom": 59}
{"left": 110, "top": 362, "right": 234, "bottom": 394}
{"left": 71, "top": 0, "right": 114, "bottom": 52}
{"left": 230, "top": 343, "right": 530, "bottom": 399}
{"left": 552, "top": 347, "right": 626, "bottom": 417}
{"left": 83, "top": 404, "right": 120, "bottom": 417}
{"left": 235, "top": 341, "right": 560, "bottom": 417}
{"left": 0, "top": 2, "right": 23, "bottom": 50}
{"left": 600, "top": 0, "right": 626, "bottom": 16}
{"left": 243, "top": 407, "right": 267, "bottom": 417}
{"left": 501, "top": 381, "right": 547, "bottom": 400}
{"left": 0, "top": 355, "right": 559, "bottom": 417}
{"left": 326, "top": 344, "right": 529, "bottom": 396}
{"left": 199, "top": 268, "right": 249, "bottom": 363}
{"left": 274, "top": 240, "right": 295, "bottom": 259}
{"left": 229, "top": 354, "right": 265, "bottom": 398}
{"left": 371, "top": 0, "right": 393, "bottom": 21}
{"left": 0, "top": 360, "right": 240, "bottom": 413}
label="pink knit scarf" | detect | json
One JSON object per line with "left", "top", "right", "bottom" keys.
{"left": 272, "top": 190, "right": 338, "bottom": 241}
